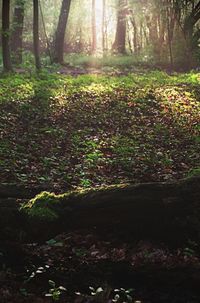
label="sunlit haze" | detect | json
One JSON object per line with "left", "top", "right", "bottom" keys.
{"left": 95, "top": 0, "right": 103, "bottom": 52}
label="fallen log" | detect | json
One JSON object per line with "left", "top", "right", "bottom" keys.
{"left": 20, "top": 176, "right": 200, "bottom": 244}
{"left": 0, "top": 183, "right": 51, "bottom": 199}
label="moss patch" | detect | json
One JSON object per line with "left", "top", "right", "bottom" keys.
{"left": 21, "top": 191, "right": 63, "bottom": 221}
{"left": 20, "top": 184, "right": 129, "bottom": 221}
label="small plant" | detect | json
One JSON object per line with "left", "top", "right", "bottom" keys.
{"left": 46, "top": 238, "right": 63, "bottom": 247}
{"left": 25, "top": 265, "right": 49, "bottom": 282}
{"left": 76, "top": 286, "right": 111, "bottom": 303}
{"left": 80, "top": 178, "right": 92, "bottom": 188}
{"left": 45, "top": 280, "right": 67, "bottom": 301}
{"left": 19, "top": 288, "right": 29, "bottom": 297}
{"left": 187, "top": 167, "right": 200, "bottom": 177}
{"left": 112, "top": 288, "right": 134, "bottom": 303}
{"left": 73, "top": 247, "right": 88, "bottom": 257}
{"left": 183, "top": 247, "right": 195, "bottom": 257}
{"left": 89, "top": 286, "right": 104, "bottom": 296}
{"left": 75, "top": 286, "right": 138, "bottom": 303}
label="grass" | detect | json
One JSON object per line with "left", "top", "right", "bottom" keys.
{"left": 0, "top": 70, "right": 199, "bottom": 102}
{"left": 0, "top": 70, "right": 199, "bottom": 189}
{"left": 64, "top": 53, "right": 154, "bottom": 69}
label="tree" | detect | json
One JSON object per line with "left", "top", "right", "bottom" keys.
{"left": 33, "top": 0, "right": 41, "bottom": 70}
{"left": 182, "top": 0, "right": 200, "bottom": 67}
{"left": 11, "top": 0, "right": 25, "bottom": 65}
{"left": 129, "top": 9, "right": 138, "bottom": 54}
{"left": 2, "top": 0, "right": 12, "bottom": 72}
{"left": 91, "top": 0, "right": 97, "bottom": 54}
{"left": 113, "top": 0, "right": 128, "bottom": 54}
{"left": 102, "top": 0, "right": 108, "bottom": 54}
{"left": 53, "top": 0, "right": 72, "bottom": 64}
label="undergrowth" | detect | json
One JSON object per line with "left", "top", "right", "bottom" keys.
{"left": 0, "top": 71, "right": 199, "bottom": 189}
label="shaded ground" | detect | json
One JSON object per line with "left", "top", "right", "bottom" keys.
{"left": 1, "top": 230, "right": 200, "bottom": 303}
{"left": 0, "top": 175, "right": 199, "bottom": 302}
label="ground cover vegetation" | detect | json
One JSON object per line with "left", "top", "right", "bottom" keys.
{"left": 0, "top": 0, "right": 200, "bottom": 302}
{"left": 1, "top": 69, "right": 200, "bottom": 303}
{"left": 0, "top": 71, "right": 200, "bottom": 189}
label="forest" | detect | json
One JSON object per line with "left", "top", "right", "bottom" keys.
{"left": 0, "top": 0, "right": 200, "bottom": 302}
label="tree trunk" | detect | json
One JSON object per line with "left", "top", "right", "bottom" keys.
{"left": 127, "top": 21, "right": 133, "bottom": 53}
{"left": 167, "top": 8, "right": 174, "bottom": 70}
{"left": 11, "top": 0, "right": 25, "bottom": 65}
{"left": 91, "top": 0, "right": 97, "bottom": 54}
{"left": 182, "top": 2, "right": 200, "bottom": 69}
{"left": 1, "top": 176, "right": 200, "bottom": 244}
{"left": 102, "top": 0, "right": 106, "bottom": 54}
{"left": 2, "top": 0, "right": 12, "bottom": 72}
{"left": 0, "top": 0, "right": 2, "bottom": 48}
{"left": 20, "top": 176, "right": 200, "bottom": 244}
{"left": 146, "top": 13, "right": 160, "bottom": 62}
{"left": 130, "top": 13, "right": 138, "bottom": 54}
{"left": 33, "top": 0, "right": 41, "bottom": 70}
{"left": 112, "top": 0, "right": 127, "bottom": 54}
{"left": 53, "top": 0, "right": 71, "bottom": 64}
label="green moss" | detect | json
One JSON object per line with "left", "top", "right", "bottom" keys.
{"left": 21, "top": 191, "right": 65, "bottom": 221}
{"left": 21, "top": 184, "right": 129, "bottom": 221}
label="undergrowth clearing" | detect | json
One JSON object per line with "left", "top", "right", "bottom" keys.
{"left": 0, "top": 71, "right": 199, "bottom": 190}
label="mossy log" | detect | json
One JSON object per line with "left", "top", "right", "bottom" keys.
{"left": 0, "top": 183, "right": 48, "bottom": 199}
{"left": 20, "top": 176, "right": 200, "bottom": 243}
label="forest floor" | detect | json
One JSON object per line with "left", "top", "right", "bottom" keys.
{"left": 2, "top": 230, "right": 200, "bottom": 303}
{"left": 0, "top": 70, "right": 199, "bottom": 191}
{"left": 0, "top": 69, "right": 200, "bottom": 302}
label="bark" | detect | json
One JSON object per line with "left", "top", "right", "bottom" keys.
{"left": 182, "top": 1, "right": 200, "bottom": 68}
{"left": 53, "top": 0, "right": 71, "bottom": 64}
{"left": 11, "top": 0, "right": 25, "bottom": 65}
{"left": 102, "top": 0, "right": 106, "bottom": 53}
{"left": 166, "top": 5, "right": 174, "bottom": 69}
{"left": 0, "top": 184, "right": 49, "bottom": 199}
{"left": 112, "top": 0, "right": 127, "bottom": 54}
{"left": 20, "top": 176, "right": 200, "bottom": 243}
{"left": 130, "top": 12, "right": 138, "bottom": 54}
{"left": 127, "top": 21, "right": 133, "bottom": 53}
{"left": 33, "top": 0, "right": 41, "bottom": 70}
{"left": 91, "top": 0, "right": 97, "bottom": 54}
{"left": 2, "top": 176, "right": 200, "bottom": 243}
{"left": 146, "top": 13, "right": 160, "bottom": 61}
{"left": 2, "top": 0, "right": 12, "bottom": 72}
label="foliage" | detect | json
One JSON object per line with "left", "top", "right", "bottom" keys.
{"left": 45, "top": 280, "right": 67, "bottom": 301}
{"left": 21, "top": 191, "right": 64, "bottom": 221}
{"left": 0, "top": 71, "right": 199, "bottom": 189}
{"left": 76, "top": 286, "right": 135, "bottom": 303}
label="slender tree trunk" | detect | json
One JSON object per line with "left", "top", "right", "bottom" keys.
{"left": 166, "top": 6, "right": 174, "bottom": 69}
{"left": 33, "top": 0, "right": 41, "bottom": 70}
{"left": 182, "top": 2, "right": 200, "bottom": 68}
{"left": 11, "top": 0, "right": 25, "bottom": 65}
{"left": 139, "top": 21, "right": 145, "bottom": 52}
{"left": 39, "top": 0, "right": 52, "bottom": 62}
{"left": 2, "top": 0, "right": 12, "bottom": 72}
{"left": 183, "top": 22, "right": 196, "bottom": 69}
{"left": 130, "top": 12, "right": 138, "bottom": 54}
{"left": 146, "top": 13, "right": 160, "bottom": 62}
{"left": 0, "top": 0, "right": 2, "bottom": 48}
{"left": 91, "top": 0, "right": 97, "bottom": 54}
{"left": 53, "top": 0, "right": 71, "bottom": 64}
{"left": 102, "top": 0, "right": 106, "bottom": 54}
{"left": 112, "top": 0, "right": 127, "bottom": 54}
{"left": 127, "top": 22, "right": 133, "bottom": 53}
